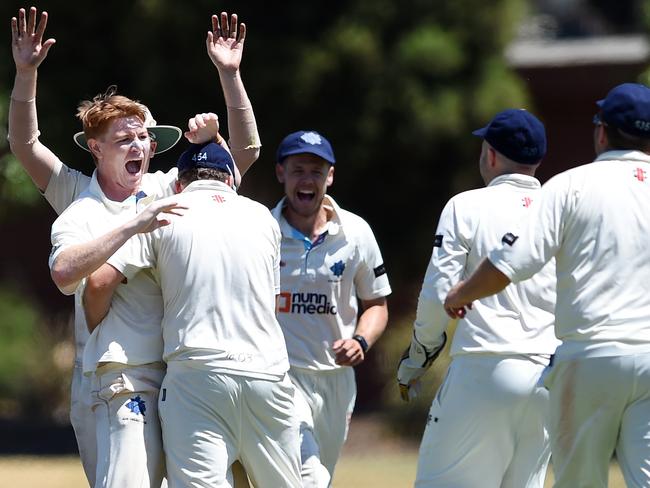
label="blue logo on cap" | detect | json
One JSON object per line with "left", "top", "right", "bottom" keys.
{"left": 301, "top": 132, "right": 323, "bottom": 145}
{"left": 277, "top": 130, "right": 336, "bottom": 164}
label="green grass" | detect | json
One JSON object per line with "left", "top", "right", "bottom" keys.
{"left": 0, "top": 453, "right": 627, "bottom": 487}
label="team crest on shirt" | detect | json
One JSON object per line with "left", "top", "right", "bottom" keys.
{"left": 330, "top": 260, "right": 345, "bottom": 277}
{"left": 126, "top": 396, "right": 146, "bottom": 416}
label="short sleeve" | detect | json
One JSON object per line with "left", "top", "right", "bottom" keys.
{"left": 489, "top": 172, "right": 570, "bottom": 282}
{"left": 43, "top": 159, "right": 91, "bottom": 215}
{"left": 353, "top": 219, "right": 392, "bottom": 301}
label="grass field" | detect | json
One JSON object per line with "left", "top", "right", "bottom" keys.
{"left": 0, "top": 452, "right": 627, "bottom": 487}
{"left": 0, "top": 412, "right": 627, "bottom": 487}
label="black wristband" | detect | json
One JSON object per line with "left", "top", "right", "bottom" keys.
{"left": 352, "top": 334, "right": 369, "bottom": 353}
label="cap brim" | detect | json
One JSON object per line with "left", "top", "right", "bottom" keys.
{"left": 472, "top": 126, "right": 489, "bottom": 138}
{"left": 596, "top": 99, "right": 604, "bottom": 108}
{"left": 73, "top": 126, "right": 182, "bottom": 154}
{"left": 278, "top": 147, "right": 335, "bottom": 164}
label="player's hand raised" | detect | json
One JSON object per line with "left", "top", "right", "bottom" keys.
{"left": 11, "top": 7, "right": 55, "bottom": 73}
{"left": 185, "top": 112, "right": 220, "bottom": 144}
{"left": 206, "top": 12, "right": 245, "bottom": 73}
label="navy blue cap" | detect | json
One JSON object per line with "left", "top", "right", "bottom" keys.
{"left": 472, "top": 109, "right": 546, "bottom": 164}
{"left": 177, "top": 142, "right": 235, "bottom": 175}
{"left": 276, "top": 130, "right": 335, "bottom": 164}
{"left": 596, "top": 83, "right": 650, "bottom": 137}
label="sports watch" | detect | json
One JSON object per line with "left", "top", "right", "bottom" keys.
{"left": 352, "top": 334, "right": 369, "bottom": 353}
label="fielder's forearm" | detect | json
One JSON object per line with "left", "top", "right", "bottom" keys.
{"left": 51, "top": 220, "right": 140, "bottom": 293}
{"left": 458, "top": 258, "right": 511, "bottom": 303}
{"left": 9, "top": 70, "right": 59, "bottom": 191}
{"left": 83, "top": 264, "right": 124, "bottom": 332}
{"left": 354, "top": 297, "right": 389, "bottom": 349}
{"left": 219, "top": 69, "right": 261, "bottom": 176}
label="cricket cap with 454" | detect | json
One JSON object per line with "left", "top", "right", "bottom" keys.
{"left": 177, "top": 141, "right": 235, "bottom": 174}
{"left": 472, "top": 108, "right": 546, "bottom": 164}
{"left": 276, "top": 130, "right": 336, "bottom": 164}
{"left": 597, "top": 82, "right": 650, "bottom": 137}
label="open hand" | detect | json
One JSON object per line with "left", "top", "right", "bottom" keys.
{"left": 11, "top": 7, "right": 55, "bottom": 72}
{"left": 206, "top": 12, "right": 246, "bottom": 73}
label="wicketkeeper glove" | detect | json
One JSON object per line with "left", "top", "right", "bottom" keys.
{"left": 397, "top": 332, "right": 447, "bottom": 402}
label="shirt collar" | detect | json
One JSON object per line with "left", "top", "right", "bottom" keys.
{"left": 87, "top": 170, "right": 142, "bottom": 214}
{"left": 271, "top": 194, "right": 343, "bottom": 240}
{"left": 181, "top": 179, "right": 237, "bottom": 194}
{"left": 487, "top": 173, "right": 541, "bottom": 189}
{"left": 595, "top": 149, "right": 650, "bottom": 164}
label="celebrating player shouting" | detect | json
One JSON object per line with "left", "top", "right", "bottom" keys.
{"left": 9, "top": 6, "right": 259, "bottom": 486}
{"left": 272, "top": 130, "right": 392, "bottom": 487}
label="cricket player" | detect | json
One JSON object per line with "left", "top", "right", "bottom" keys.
{"left": 9, "top": 7, "right": 259, "bottom": 486}
{"left": 273, "top": 130, "right": 392, "bottom": 487}
{"left": 444, "top": 83, "right": 650, "bottom": 487}
{"left": 92, "top": 141, "right": 301, "bottom": 487}
{"left": 397, "top": 109, "right": 560, "bottom": 487}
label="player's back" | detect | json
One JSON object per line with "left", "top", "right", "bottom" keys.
{"left": 548, "top": 153, "right": 650, "bottom": 357}
{"left": 442, "top": 173, "right": 558, "bottom": 356}
{"left": 154, "top": 181, "right": 289, "bottom": 380}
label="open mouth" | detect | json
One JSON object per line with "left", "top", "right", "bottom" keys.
{"left": 125, "top": 159, "right": 143, "bottom": 175}
{"left": 296, "top": 190, "right": 315, "bottom": 202}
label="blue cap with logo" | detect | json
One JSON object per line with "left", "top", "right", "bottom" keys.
{"left": 276, "top": 130, "right": 336, "bottom": 164}
{"left": 472, "top": 109, "right": 546, "bottom": 165}
{"left": 596, "top": 83, "right": 650, "bottom": 137}
{"left": 177, "top": 142, "right": 235, "bottom": 175}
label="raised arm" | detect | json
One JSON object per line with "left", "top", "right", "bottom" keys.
{"left": 206, "top": 12, "right": 260, "bottom": 177}
{"left": 9, "top": 7, "right": 58, "bottom": 191}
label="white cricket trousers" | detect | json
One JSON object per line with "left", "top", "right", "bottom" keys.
{"left": 289, "top": 366, "right": 356, "bottom": 488}
{"left": 159, "top": 361, "right": 302, "bottom": 488}
{"left": 91, "top": 362, "right": 166, "bottom": 488}
{"left": 415, "top": 354, "right": 551, "bottom": 488}
{"left": 544, "top": 353, "right": 650, "bottom": 488}
{"left": 70, "top": 362, "right": 97, "bottom": 486}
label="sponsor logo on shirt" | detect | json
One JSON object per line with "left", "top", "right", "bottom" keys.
{"left": 374, "top": 263, "right": 387, "bottom": 278}
{"left": 433, "top": 235, "right": 443, "bottom": 248}
{"left": 277, "top": 292, "right": 337, "bottom": 315}
{"left": 522, "top": 196, "right": 532, "bottom": 208}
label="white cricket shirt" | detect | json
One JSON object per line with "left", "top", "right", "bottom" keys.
{"left": 43, "top": 159, "right": 91, "bottom": 365}
{"left": 490, "top": 150, "right": 650, "bottom": 361}
{"left": 271, "top": 195, "right": 392, "bottom": 370}
{"left": 48, "top": 164, "right": 179, "bottom": 373}
{"left": 415, "top": 173, "right": 559, "bottom": 357}
{"left": 119, "top": 180, "right": 290, "bottom": 381}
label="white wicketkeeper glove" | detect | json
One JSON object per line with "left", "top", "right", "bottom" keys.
{"left": 397, "top": 332, "right": 447, "bottom": 402}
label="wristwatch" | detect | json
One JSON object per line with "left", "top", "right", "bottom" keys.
{"left": 352, "top": 334, "right": 369, "bottom": 353}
